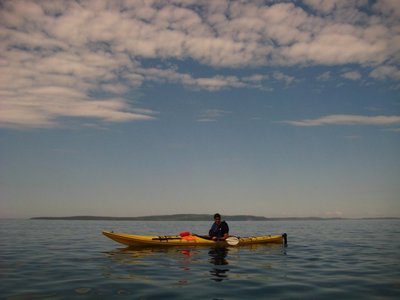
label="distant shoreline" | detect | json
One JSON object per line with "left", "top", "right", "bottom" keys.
{"left": 29, "top": 214, "right": 399, "bottom": 221}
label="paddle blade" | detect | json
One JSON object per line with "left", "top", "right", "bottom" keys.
{"left": 226, "top": 236, "right": 239, "bottom": 246}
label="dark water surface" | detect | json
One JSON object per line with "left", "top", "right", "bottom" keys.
{"left": 1, "top": 219, "right": 399, "bottom": 299}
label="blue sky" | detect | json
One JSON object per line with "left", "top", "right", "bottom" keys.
{"left": 1, "top": 0, "right": 399, "bottom": 218}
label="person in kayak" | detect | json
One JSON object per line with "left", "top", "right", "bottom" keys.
{"left": 209, "top": 213, "right": 229, "bottom": 241}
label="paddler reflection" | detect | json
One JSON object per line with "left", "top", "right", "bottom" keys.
{"left": 208, "top": 247, "right": 229, "bottom": 281}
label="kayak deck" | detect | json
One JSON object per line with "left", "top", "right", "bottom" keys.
{"left": 102, "top": 231, "right": 287, "bottom": 247}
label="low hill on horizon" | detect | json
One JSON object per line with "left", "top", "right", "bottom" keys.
{"left": 31, "top": 214, "right": 268, "bottom": 221}
{"left": 29, "top": 214, "right": 352, "bottom": 221}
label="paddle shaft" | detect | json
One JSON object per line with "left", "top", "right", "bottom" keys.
{"left": 152, "top": 236, "right": 182, "bottom": 241}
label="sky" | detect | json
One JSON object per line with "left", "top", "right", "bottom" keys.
{"left": 0, "top": 0, "right": 399, "bottom": 219}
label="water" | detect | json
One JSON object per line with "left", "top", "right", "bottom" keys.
{"left": 1, "top": 219, "right": 399, "bottom": 299}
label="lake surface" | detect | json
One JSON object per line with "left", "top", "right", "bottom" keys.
{"left": 0, "top": 219, "right": 399, "bottom": 299}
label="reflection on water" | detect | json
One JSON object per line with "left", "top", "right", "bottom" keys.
{"left": 103, "top": 245, "right": 236, "bottom": 283}
{"left": 103, "top": 243, "right": 286, "bottom": 284}
{"left": 208, "top": 247, "right": 229, "bottom": 281}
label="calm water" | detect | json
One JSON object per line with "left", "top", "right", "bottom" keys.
{"left": 0, "top": 219, "right": 399, "bottom": 299}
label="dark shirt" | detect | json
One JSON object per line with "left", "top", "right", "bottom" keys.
{"left": 209, "top": 221, "right": 229, "bottom": 238}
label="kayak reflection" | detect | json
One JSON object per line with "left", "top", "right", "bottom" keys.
{"left": 208, "top": 247, "right": 229, "bottom": 282}
{"left": 104, "top": 244, "right": 283, "bottom": 284}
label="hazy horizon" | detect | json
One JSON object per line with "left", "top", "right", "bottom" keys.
{"left": 3, "top": 214, "right": 399, "bottom": 221}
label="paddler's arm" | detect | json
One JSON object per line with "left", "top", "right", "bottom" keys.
{"left": 212, "top": 233, "right": 229, "bottom": 241}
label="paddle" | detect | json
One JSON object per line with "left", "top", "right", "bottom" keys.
{"left": 179, "top": 232, "right": 240, "bottom": 245}
{"left": 152, "top": 236, "right": 182, "bottom": 241}
{"left": 225, "top": 236, "right": 239, "bottom": 246}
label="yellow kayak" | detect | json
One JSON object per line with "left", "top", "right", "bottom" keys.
{"left": 102, "top": 231, "right": 287, "bottom": 247}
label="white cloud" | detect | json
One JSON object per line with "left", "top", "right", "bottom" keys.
{"left": 303, "top": 0, "right": 369, "bottom": 15}
{"left": 369, "top": 65, "right": 400, "bottom": 81}
{"left": 303, "top": 0, "right": 337, "bottom": 14}
{"left": 341, "top": 71, "right": 362, "bottom": 80}
{"left": 373, "top": 0, "right": 400, "bottom": 20}
{"left": 198, "top": 109, "right": 231, "bottom": 122}
{"left": 317, "top": 71, "right": 332, "bottom": 81}
{"left": 273, "top": 72, "right": 297, "bottom": 85}
{"left": 139, "top": 67, "right": 269, "bottom": 91}
{"left": 284, "top": 114, "right": 400, "bottom": 126}
{"left": 243, "top": 74, "right": 268, "bottom": 82}
{"left": 100, "top": 83, "right": 130, "bottom": 95}
{"left": 0, "top": 89, "right": 156, "bottom": 129}
{"left": 0, "top": 0, "right": 399, "bottom": 128}
{"left": 2, "top": 1, "right": 399, "bottom": 67}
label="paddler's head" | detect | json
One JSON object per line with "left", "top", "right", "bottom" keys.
{"left": 214, "top": 213, "right": 221, "bottom": 224}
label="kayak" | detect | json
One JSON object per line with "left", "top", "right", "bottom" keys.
{"left": 102, "top": 231, "right": 287, "bottom": 247}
